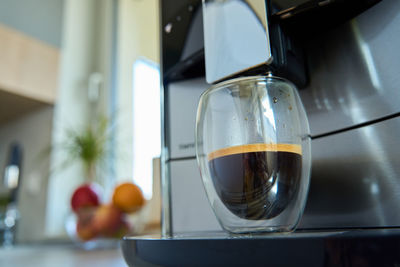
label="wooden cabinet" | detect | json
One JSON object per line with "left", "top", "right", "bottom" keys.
{"left": 0, "top": 23, "right": 60, "bottom": 124}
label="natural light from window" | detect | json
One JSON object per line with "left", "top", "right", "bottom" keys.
{"left": 132, "top": 59, "right": 161, "bottom": 199}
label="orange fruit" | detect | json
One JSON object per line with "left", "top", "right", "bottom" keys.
{"left": 112, "top": 182, "right": 145, "bottom": 213}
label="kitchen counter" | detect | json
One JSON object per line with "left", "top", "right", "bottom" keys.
{"left": 0, "top": 242, "right": 127, "bottom": 267}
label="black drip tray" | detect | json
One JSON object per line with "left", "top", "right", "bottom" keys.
{"left": 121, "top": 229, "right": 400, "bottom": 266}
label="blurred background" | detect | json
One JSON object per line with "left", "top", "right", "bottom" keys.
{"left": 0, "top": 0, "right": 161, "bottom": 245}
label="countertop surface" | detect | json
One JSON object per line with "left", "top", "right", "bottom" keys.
{"left": 0, "top": 242, "right": 127, "bottom": 267}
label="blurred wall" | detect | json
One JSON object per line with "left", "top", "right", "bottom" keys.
{"left": 0, "top": 107, "right": 54, "bottom": 243}
{"left": 0, "top": 0, "right": 64, "bottom": 242}
{"left": 0, "top": 0, "right": 63, "bottom": 47}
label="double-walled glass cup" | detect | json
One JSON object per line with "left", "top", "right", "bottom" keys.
{"left": 195, "top": 75, "right": 311, "bottom": 234}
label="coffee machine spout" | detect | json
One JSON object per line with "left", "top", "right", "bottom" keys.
{"left": 202, "top": 0, "right": 307, "bottom": 87}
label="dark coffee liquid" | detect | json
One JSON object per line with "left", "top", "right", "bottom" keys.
{"left": 208, "top": 144, "right": 302, "bottom": 220}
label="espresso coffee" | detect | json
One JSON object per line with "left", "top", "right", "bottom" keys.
{"left": 208, "top": 144, "right": 302, "bottom": 220}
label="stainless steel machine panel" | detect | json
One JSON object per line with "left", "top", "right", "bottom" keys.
{"left": 299, "top": 116, "right": 400, "bottom": 229}
{"left": 167, "top": 78, "right": 208, "bottom": 159}
{"left": 170, "top": 159, "right": 222, "bottom": 233}
{"left": 168, "top": 115, "right": 400, "bottom": 232}
{"left": 300, "top": 0, "right": 400, "bottom": 136}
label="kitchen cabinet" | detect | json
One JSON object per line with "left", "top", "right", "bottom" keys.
{"left": 0, "top": 23, "right": 59, "bottom": 125}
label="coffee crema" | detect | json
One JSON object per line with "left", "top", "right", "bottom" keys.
{"left": 208, "top": 143, "right": 302, "bottom": 220}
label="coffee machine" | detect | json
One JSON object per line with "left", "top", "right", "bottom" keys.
{"left": 120, "top": 0, "right": 400, "bottom": 265}
{"left": 160, "top": 0, "right": 400, "bottom": 236}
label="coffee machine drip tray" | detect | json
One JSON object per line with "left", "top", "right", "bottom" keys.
{"left": 121, "top": 229, "right": 400, "bottom": 266}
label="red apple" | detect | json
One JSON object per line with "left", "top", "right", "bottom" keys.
{"left": 71, "top": 183, "right": 101, "bottom": 213}
{"left": 91, "top": 204, "right": 123, "bottom": 236}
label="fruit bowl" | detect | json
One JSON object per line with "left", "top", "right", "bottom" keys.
{"left": 67, "top": 182, "right": 145, "bottom": 248}
{"left": 65, "top": 206, "right": 132, "bottom": 250}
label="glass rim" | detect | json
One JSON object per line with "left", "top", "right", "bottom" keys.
{"left": 207, "top": 75, "right": 293, "bottom": 92}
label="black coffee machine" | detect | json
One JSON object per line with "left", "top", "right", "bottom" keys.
{"left": 122, "top": 0, "right": 400, "bottom": 265}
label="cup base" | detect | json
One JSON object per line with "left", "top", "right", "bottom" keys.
{"left": 222, "top": 224, "right": 296, "bottom": 235}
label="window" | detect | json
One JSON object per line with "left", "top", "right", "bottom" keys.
{"left": 132, "top": 59, "right": 161, "bottom": 199}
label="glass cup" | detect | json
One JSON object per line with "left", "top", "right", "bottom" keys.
{"left": 195, "top": 75, "right": 311, "bottom": 234}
